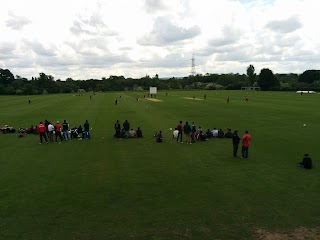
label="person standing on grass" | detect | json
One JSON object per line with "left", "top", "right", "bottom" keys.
{"left": 55, "top": 121, "right": 63, "bottom": 142}
{"left": 232, "top": 130, "right": 240, "bottom": 158}
{"left": 44, "top": 119, "right": 50, "bottom": 138}
{"left": 176, "top": 120, "right": 183, "bottom": 143}
{"left": 114, "top": 120, "right": 121, "bottom": 138}
{"left": 227, "top": 96, "right": 230, "bottom": 103}
{"left": 83, "top": 120, "right": 90, "bottom": 139}
{"left": 62, "top": 120, "right": 70, "bottom": 140}
{"left": 241, "top": 130, "right": 251, "bottom": 158}
{"left": 123, "top": 120, "right": 130, "bottom": 136}
{"left": 183, "top": 121, "right": 192, "bottom": 144}
{"left": 191, "top": 122, "right": 197, "bottom": 142}
{"left": 38, "top": 122, "right": 48, "bottom": 144}
{"left": 48, "top": 122, "right": 55, "bottom": 143}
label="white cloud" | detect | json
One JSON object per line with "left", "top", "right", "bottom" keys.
{"left": 0, "top": 0, "right": 319, "bottom": 79}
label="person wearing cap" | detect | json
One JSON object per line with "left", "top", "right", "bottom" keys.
{"left": 241, "top": 130, "right": 251, "bottom": 158}
{"left": 299, "top": 154, "right": 312, "bottom": 169}
{"left": 55, "top": 121, "right": 63, "bottom": 142}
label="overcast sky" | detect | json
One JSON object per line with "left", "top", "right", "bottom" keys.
{"left": 0, "top": 0, "right": 319, "bottom": 80}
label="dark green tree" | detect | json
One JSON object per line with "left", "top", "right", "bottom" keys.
{"left": 246, "top": 64, "right": 256, "bottom": 86}
{"left": 298, "top": 70, "right": 320, "bottom": 83}
{"left": 0, "top": 68, "right": 14, "bottom": 86}
{"left": 258, "top": 68, "right": 279, "bottom": 90}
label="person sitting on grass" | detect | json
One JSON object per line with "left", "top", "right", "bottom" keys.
{"left": 217, "top": 128, "right": 224, "bottom": 138}
{"left": 78, "top": 125, "right": 83, "bottom": 138}
{"left": 156, "top": 131, "right": 163, "bottom": 143}
{"left": 120, "top": 128, "right": 127, "bottom": 138}
{"left": 129, "top": 129, "right": 136, "bottom": 138}
{"left": 299, "top": 154, "right": 312, "bottom": 169}
{"left": 206, "top": 129, "right": 212, "bottom": 138}
{"left": 200, "top": 131, "right": 207, "bottom": 141}
{"left": 71, "top": 127, "right": 79, "bottom": 139}
{"left": 211, "top": 128, "right": 218, "bottom": 137}
{"left": 225, "top": 128, "right": 234, "bottom": 138}
{"left": 136, "top": 127, "right": 143, "bottom": 138}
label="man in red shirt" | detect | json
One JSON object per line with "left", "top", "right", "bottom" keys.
{"left": 241, "top": 130, "right": 251, "bottom": 158}
{"left": 38, "top": 122, "right": 48, "bottom": 144}
{"left": 176, "top": 120, "right": 183, "bottom": 143}
{"left": 55, "top": 121, "right": 63, "bottom": 142}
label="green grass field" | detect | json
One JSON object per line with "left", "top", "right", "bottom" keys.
{"left": 0, "top": 90, "right": 319, "bottom": 240}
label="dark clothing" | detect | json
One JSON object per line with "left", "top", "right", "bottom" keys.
{"left": 177, "top": 123, "right": 183, "bottom": 142}
{"left": 242, "top": 146, "right": 249, "bottom": 158}
{"left": 39, "top": 132, "right": 48, "bottom": 143}
{"left": 233, "top": 134, "right": 240, "bottom": 145}
{"left": 114, "top": 122, "right": 121, "bottom": 138}
{"left": 206, "top": 131, "right": 212, "bottom": 138}
{"left": 156, "top": 132, "right": 163, "bottom": 142}
{"left": 191, "top": 125, "right": 196, "bottom": 133}
{"left": 84, "top": 122, "right": 89, "bottom": 131}
{"left": 233, "top": 144, "right": 239, "bottom": 157}
{"left": 183, "top": 124, "right": 191, "bottom": 134}
{"left": 55, "top": 131, "right": 63, "bottom": 142}
{"left": 218, "top": 130, "right": 224, "bottom": 138}
{"left": 62, "top": 122, "right": 69, "bottom": 131}
{"left": 123, "top": 121, "right": 130, "bottom": 131}
{"left": 300, "top": 156, "right": 312, "bottom": 169}
{"left": 200, "top": 133, "right": 207, "bottom": 141}
{"left": 232, "top": 134, "right": 240, "bottom": 157}
{"left": 136, "top": 129, "right": 143, "bottom": 138}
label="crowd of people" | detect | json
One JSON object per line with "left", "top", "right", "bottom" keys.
{"left": 18, "top": 119, "right": 91, "bottom": 144}
{"left": 171, "top": 120, "right": 252, "bottom": 158}
{"left": 114, "top": 120, "right": 143, "bottom": 139}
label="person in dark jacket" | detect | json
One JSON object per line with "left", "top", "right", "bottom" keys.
{"left": 299, "top": 154, "right": 312, "bottom": 169}
{"left": 83, "top": 120, "right": 90, "bottom": 139}
{"left": 232, "top": 130, "right": 240, "bottom": 157}
{"left": 123, "top": 120, "right": 130, "bottom": 135}
{"left": 136, "top": 127, "right": 143, "bottom": 138}
{"left": 114, "top": 120, "right": 121, "bottom": 138}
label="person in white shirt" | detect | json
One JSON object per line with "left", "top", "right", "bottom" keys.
{"left": 47, "top": 123, "right": 55, "bottom": 142}
{"left": 128, "top": 129, "right": 136, "bottom": 138}
{"left": 211, "top": 128, "right": 218, "bottom": 137}
{"left": 173, "top": 128, "right": 179, "bottom": 139}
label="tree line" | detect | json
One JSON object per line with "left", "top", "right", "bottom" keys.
{"left": 0, "top": 66, "right": 320, "bottom": 95}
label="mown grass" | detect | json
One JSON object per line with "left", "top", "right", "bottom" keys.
{"left": 0, "top": 90, "right": 319, "bottom": 240}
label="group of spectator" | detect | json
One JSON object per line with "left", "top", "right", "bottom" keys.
{"left": 172, "top": 120, "right": 251, "bottom": 158}
{"left": 37, "top": 119, "right": 91, "bottom": 144}
{"left": 114, "top": 120, "right": 143, "bottom": 139}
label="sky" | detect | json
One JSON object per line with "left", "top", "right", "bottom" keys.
{"left": 0, "top": 0, "right": 319, "bottom": 80}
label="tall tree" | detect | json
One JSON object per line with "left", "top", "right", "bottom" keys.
{"left": 0, "top": 68, "right": 14, "bottom": 86}
{"left": 246, "top": 64, "right": 256, "bottom": 86}
{"left": 258, "top": 68, "right": 279, "bottom": 90}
